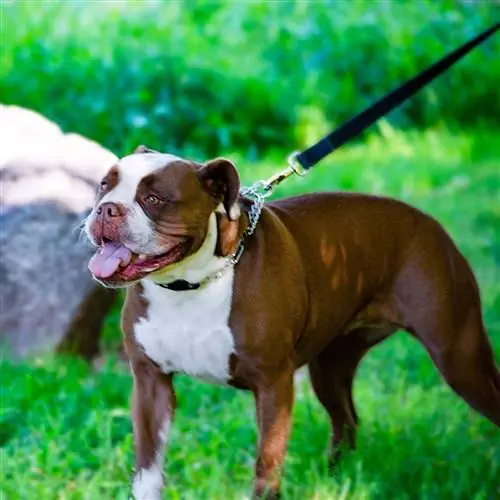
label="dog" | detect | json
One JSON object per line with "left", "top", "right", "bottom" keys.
{"left": 85, "top": 145, "right": 500, "bottom": 499}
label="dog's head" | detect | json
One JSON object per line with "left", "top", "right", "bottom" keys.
{"left": 84, "top": 146, "right": 241, "bottom": 288}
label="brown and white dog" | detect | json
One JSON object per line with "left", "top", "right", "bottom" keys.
{"left": 85, "top": 146, "right": 500, "bottom": 499}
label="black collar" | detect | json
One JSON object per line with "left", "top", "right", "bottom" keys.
{"left": 156, "top": 279, "right": 201, "bottom": 291}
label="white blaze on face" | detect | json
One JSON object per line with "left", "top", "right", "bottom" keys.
{"left": 85, "top": 152, "right": 183, "bottom": 254}
{"left": 102, "top": 153, "right": 181, "bottom": 206}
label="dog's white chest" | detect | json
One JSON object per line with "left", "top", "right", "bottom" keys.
{"left": 134, "top": 273, "right": 235, "bottom": 383}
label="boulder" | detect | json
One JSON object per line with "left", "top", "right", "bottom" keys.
{"left": 0, "top": 104, "right": 119, "bottom": 359}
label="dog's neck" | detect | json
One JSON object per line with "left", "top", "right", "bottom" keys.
{"left": 145, "top": 209, "right": 243, "bottom": 290}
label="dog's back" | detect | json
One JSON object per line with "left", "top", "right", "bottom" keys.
{"left": 264, "top": 192, "right": 500, "bottom": 427}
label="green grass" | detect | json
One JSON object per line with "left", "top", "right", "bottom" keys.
{"left": 1, "top": 130, "right": 499, "bottom": 499}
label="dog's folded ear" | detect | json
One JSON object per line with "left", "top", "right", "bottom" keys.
{"left": 197, "top": 158, "right": 241, "bottom": 220}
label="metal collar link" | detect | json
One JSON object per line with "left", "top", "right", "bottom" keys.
{"left": 194, "top": 195, "right": 260, "bottom": 284}
{"left": 227, "top": 188, "right": 264, "bottom": 266}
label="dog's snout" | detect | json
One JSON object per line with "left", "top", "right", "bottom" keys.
{"left": 97, "top": 202, "right": 124, "bottom": 219}
{"left": 89, "top": 201, "right": 127, "bottom": 244}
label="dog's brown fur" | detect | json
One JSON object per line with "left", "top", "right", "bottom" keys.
{"left": 90, "top": 154, "right": 500, "bottom": 499}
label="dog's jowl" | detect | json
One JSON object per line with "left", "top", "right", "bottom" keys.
{"left": 85, "top": 146, "right": 500, "bottom": 499}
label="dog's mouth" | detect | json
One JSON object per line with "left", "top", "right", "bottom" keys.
{"left": 88, "top": 239, "right": 190, "bottom": 283}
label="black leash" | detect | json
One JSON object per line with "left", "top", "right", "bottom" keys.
{"left": 159, "top": 23, "right": 498, "bottom": 292}
{"left": 261, "top": 22, "right": 499, "bottom": 191}
{"left": 296, "top": 22, "right": 499, "bottom": 170}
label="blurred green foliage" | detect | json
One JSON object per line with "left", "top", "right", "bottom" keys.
{"left": 1, "top": 0, "right": 499, "bottom": 158}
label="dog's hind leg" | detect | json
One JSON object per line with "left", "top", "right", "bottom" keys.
{"left": 308, "top": 327, "right": 393, "bottom": 469}
{"left": 395, "top": 230, "right": 500, "bottom": 427}
{"left": 409, "top": 310, "right": 500, "bottom": 427}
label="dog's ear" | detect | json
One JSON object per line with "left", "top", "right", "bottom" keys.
{"left": 197, "top": 158, "right": 241, "bottom": 220}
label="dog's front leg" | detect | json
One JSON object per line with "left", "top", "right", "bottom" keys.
{"left": 130, "top": 359, "right": 175, "bottom": 500}
{"left": 253, "top": 369, "right": 294, "bottom": 499}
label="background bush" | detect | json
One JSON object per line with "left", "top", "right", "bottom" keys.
{"left": 1, "top": 0, "right": 499, "bottom": 159}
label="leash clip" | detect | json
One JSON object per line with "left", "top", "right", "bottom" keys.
{"left": 241, "top": 150, "right": 309, "bottom": 199}
{"left": 245, "top": 151, "right": 309, "bottom": 198}
{"left": 262, "top": 151, "right": 309, "bottom": 194}
{"left": 286, "top": 151, "right": 308, "bottom": 177}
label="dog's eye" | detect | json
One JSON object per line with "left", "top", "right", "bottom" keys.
{"left": 99, "top": 180, "right": 108, "bottom": 191}
{"left": 145, "top": 194, "right": 162, "bottom": 205}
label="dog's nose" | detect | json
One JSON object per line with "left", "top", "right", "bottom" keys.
{"left": 91, "top": 202, "right": 126, "bottom": 243}
{"left": 97, "top": 202, "right": 124, "bottom": 219}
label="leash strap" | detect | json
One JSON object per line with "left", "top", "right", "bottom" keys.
{"left": 295, "top": 23, "right": 499, "bottom": 171}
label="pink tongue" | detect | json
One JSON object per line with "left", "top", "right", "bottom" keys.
{"left": 88, "top": 242, "right": 133, "bottom": 279}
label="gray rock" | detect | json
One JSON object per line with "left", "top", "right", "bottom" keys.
{"left": 0, "top": 105, "right": 118, "bottom": 358}
{"left": 1, "top": 104, "right": 117, "bottom": 212}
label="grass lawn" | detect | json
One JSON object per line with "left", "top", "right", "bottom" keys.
{"left": 1, "top": 129, "right": 499, "bottom": 499}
